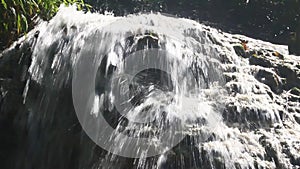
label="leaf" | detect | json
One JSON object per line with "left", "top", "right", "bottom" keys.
{"left": 21, "top": 14, "right": 28, "bottom": 32}
{"left": 31, "top": 0, "right": 39, "bottom": 9}
{"left": 85, "top": 4, "right": 92, "bottom": 9}
{"left": 19, "top": 0, "right": 26, "bottom": 13}
{"left": 3, "top": 23, "right": 8, "bottom": 31}
{"left": 1, "top": 0, "right": 7, "bottom": 9}
{"left": 63, "top": 0, "right": 69, "bottom": 6}
{"left": 77, "top": 4, "right": 82, "bottom": 10}
{"left": 17, "top": 14, "right": 21, "bottom": 34}
{"left": 29, "top": 5, "right": 33, "bottom": 15}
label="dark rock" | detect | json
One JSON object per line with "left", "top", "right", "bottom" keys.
{"left": 234, "top": 162, "right": 242, "bottom": 169}
{"left": 272, "top": 52, "right": 284, "bottom": 60}
{"left": 233, "top": 44, "right": 246, "bottom": 58}
{"left": 255, "top": 69, "right": 282, "bottom": 94}
{"left": 258, "top": 135, "right": 267, "bottom": 147}
{"left": 287, "top": 108, "right": 295, "bottom": 113}
{"left": 290, "top": 87, "right": 300, "bottom": 96}
{"left": 277, "top": 65, "right": 295, "bottom": 77}
{"left": 224, "top": 74, "right": 237, "bottom": 82}
{"left": 264, "top": 143, "right": 281, "bottom": 167}
{"left": 223, "top": 103, "right": 273, "bottom": 129}
{"left": 278, "top": 110, "right": 284, "bottom": 122}
{"left": 282, "top": 142, "right": 300, "bottom": 167}
{"left": 249, "top": 55, "right": 272, "bottom": 68}
{"left": 226, "top": 83, "right": 240, "bottom": 93}
{"left": 288, "top": 31, "right": 300, "bottom": 56}
{"left": 245, "top": 50, "right": 256, "bottom": 58}
{"left": 257, "top": 50, "right": 264, "bottom": 56}
{"left": 266, "top": 90, "right": 274, "bottom": 100}
{"left": 294, "top": 114, "right": 300, "bottom": 124}
{"left": 290, "top": 156, "right": 300, "bottom": 166}
{"left": 276, "top": 65, "right": 300, "bottom": 90}
{"left": 220, "top": 53, "right": 232, "bottom": 63}
{"left": 279, "top": 54, "right": 284, "bottom": 60}
{"left": 224, "top": 74, "right": 232, "bottom": 82}
{"left": 288, "top": 95, "right": 300, "bottom": 102}
{"left": 34, "top": 31, "right": 40, "bottom": 38}
{"left": 15, "top": 43, "right": 20, "bottom": 50}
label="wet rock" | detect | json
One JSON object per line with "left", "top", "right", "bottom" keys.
{"left": 272, "top": 51, "right": 284, "bottom": 60}
{"left": 0, "top": 40, "right": 35, "bottom": 169}
{"left": 255, "top": 69, "right": 283, "bottom": 94}
{"left": 233, "top": 44, "right": 246, "bottom": 58}
{"left": 290, "top": 87, "right": 300, "bottom": 96}
{"left": 34, "top": 31, "right": 40, "bottom": 38}
{"left": 259, "top": 137, "right": 282, "bottom": 168}
{"left": 294, "top": 114, "right": 300, "bottom": 124}
{"left": 226, "top": 82, "right": 240, "bottom": 93}
{"left": 223, "top": 103, "right": 273, "bottom": 129}
{"left": 265, "top": 145, "right": 279, "bottom": 164}
{"left": 1, "top": 12, "right": 300, "bottom": 169}
{"left": 277, "top": 64, "right": 295, "bottom": 78}
{"left": 288, "top": 95, "right": 300, "bottom": 102}
{"left": 266, "top": 90, "right": 274, "bottom": 100}
{"left": 224, "top": 74, "right": 237, "bottom": 83}
{"left": 257, "top": 50, "right": 264, "bottom": 56}
{"left": 220, "top": 53, "right": 232, "bottom": 63}
{"left": 245, "top": 50, "right": 256, "bottom": 58}
{"left": 249, "top": 55, "right": 272, "bottom": 68}
{"left": 276, "top": 64, "right": 300, "bottom": 90}
{"left": 282, "top": 142, "right": 300, "bottom": 167}
{"left": 288, "top": 31, "right": 300, "bottom": 56}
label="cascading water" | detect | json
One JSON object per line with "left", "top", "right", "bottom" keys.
{"left": 29, "top": 5, "right": 226, "bottom": 165}
{"left": 1, "top": 5, "right": 300, "bottom": 169}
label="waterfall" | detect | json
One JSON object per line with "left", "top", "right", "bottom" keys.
{"left": 29, "top": 5, "right": 226, "bottom": 159}
{"left": 1, "top": 5, "right": 300, "bottom": 169}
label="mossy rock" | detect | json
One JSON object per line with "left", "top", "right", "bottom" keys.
{"left": 233, "top": 44, "right": 246, "bottom": 58}
{"left": 290, "top": 87, "right": 300, "bottom": 95}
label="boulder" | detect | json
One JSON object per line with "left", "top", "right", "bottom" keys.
{"left": 249, "top": 54, "right": 272, "bottom": 68}
{"left": 255, "top": 69, "right": 283, "bottom": 94}
{"left": 233, "top": 44, "right": 246, "bottom": 58}
{"left": 276, "top": 64, "right": 300, "bottom": 90}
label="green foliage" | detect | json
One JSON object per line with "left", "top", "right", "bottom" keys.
{"left": 0, "top": 0, "right": 91, "bottom": 50}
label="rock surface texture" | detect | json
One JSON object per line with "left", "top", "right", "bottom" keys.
{"left": 0, "top": 7, "right": 300, "bottom": 169}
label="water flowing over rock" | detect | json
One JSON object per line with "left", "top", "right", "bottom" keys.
{"left": 0, "top": 6, "right": 300, "bottom": 169}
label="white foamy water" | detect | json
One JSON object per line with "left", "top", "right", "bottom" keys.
{"left": 9, "top": 5, "right": 299, "bottom": 169}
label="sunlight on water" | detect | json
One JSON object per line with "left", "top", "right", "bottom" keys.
{"left": 13, "top": 5, "right": 299, "bottom": 169}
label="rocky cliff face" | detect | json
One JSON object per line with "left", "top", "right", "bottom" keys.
{"left": 0, "top": 7, "right": 299, "bottom": 169}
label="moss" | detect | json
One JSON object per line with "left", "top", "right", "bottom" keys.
{"left": 233, "top": 44, "right": 246, "bottom": 58}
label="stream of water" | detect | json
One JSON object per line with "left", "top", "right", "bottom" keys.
{"left": 2, "top": 5, "right": 300, "bottom": 169}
